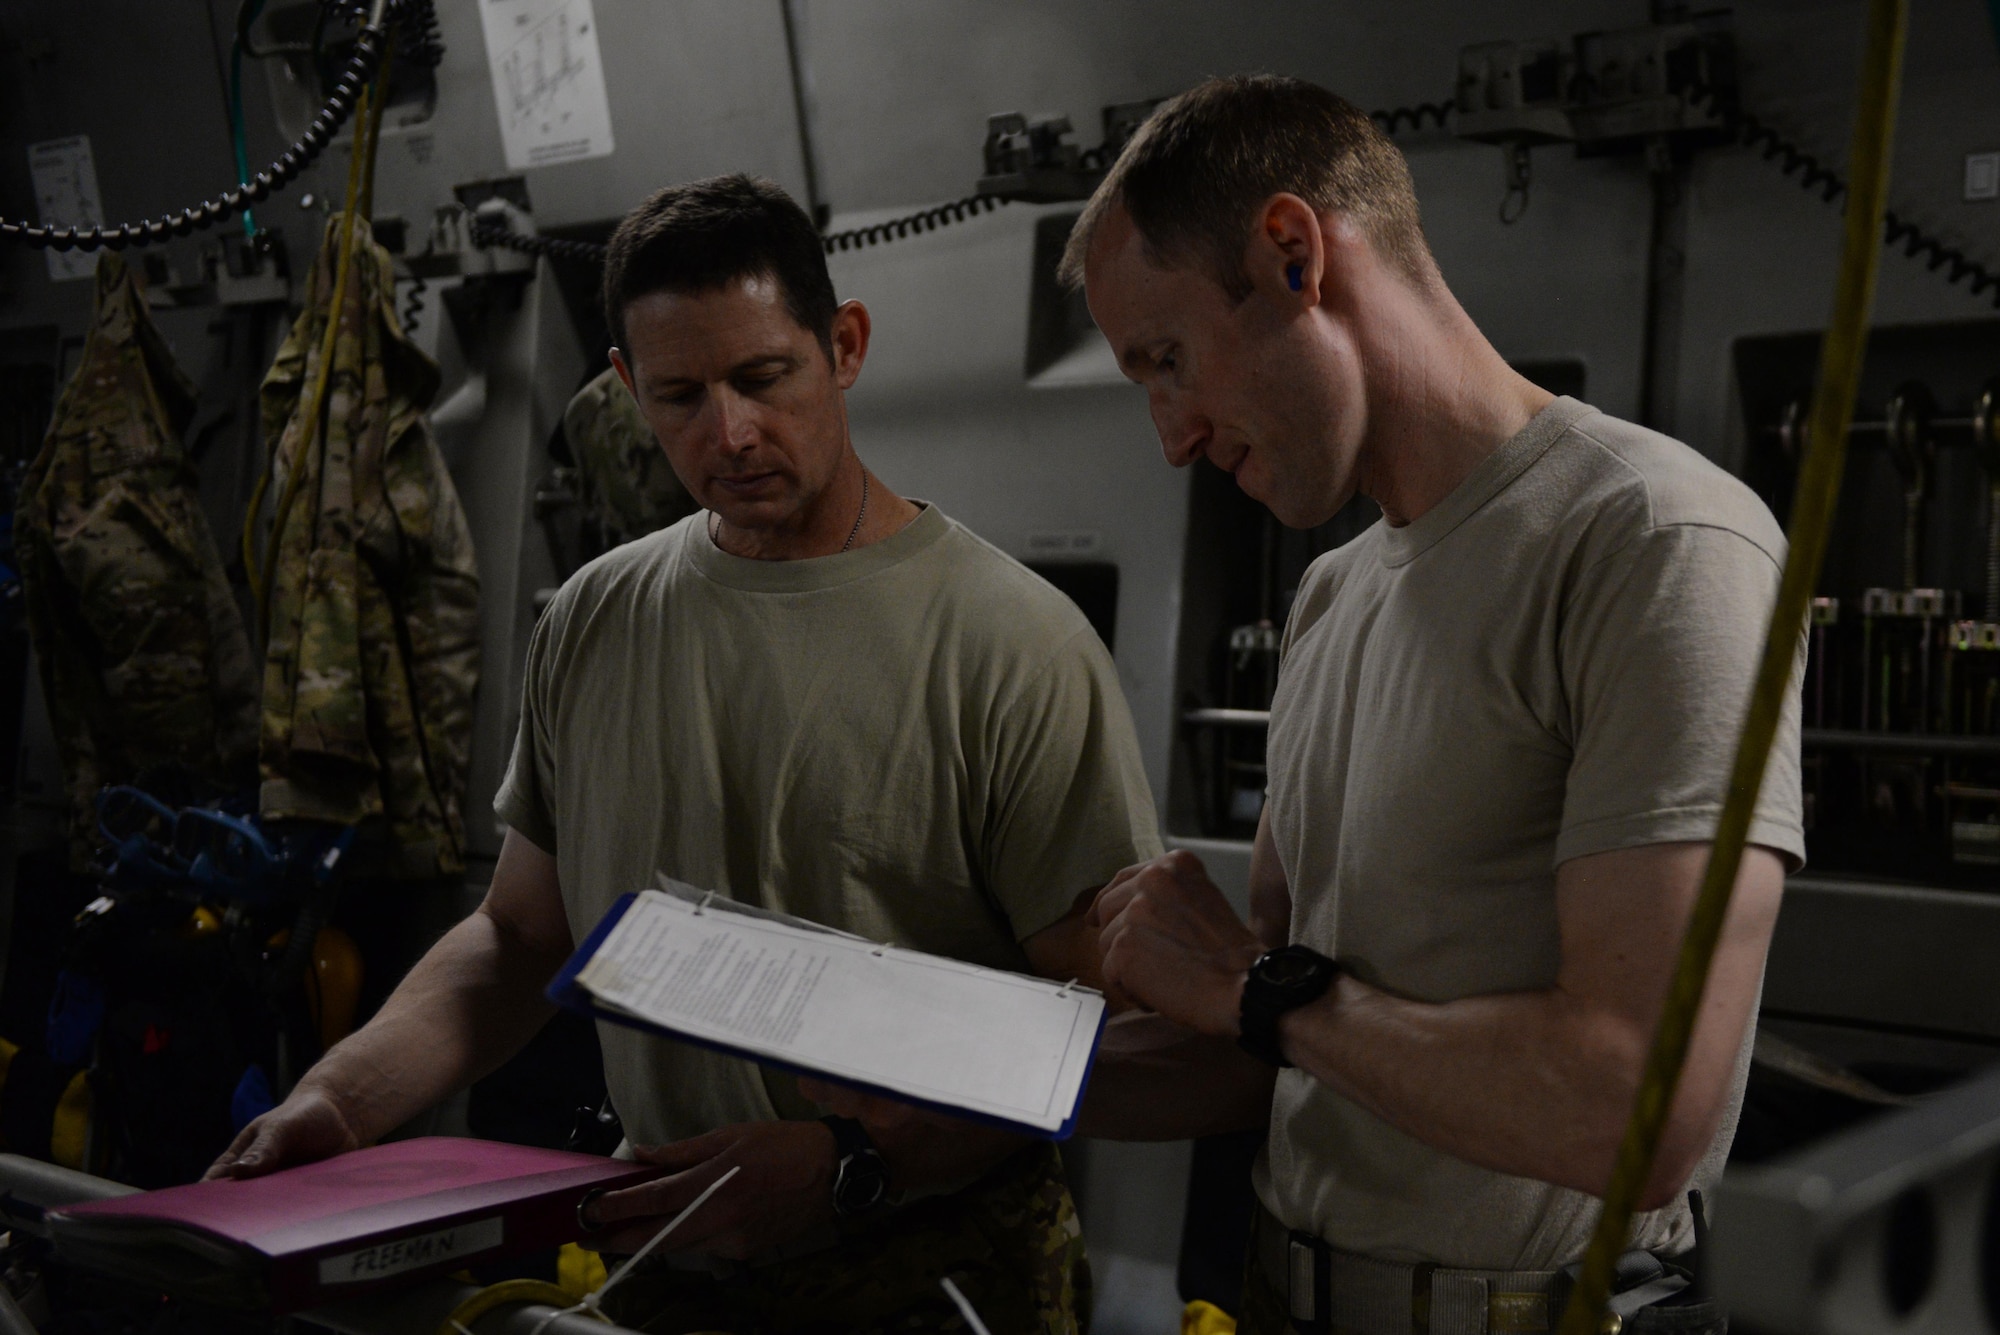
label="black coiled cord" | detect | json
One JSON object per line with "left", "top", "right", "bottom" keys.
{"left": 400, "top": 272, "right": 427, "bottom": 334}
{"left": 465, "top": 218, "right": 610, "bottom": 264}
{"left": 311, "top": 0, "right": 439, "bottom": 69}
{"left": 1882, "top": 209, "right": 1998, "bottom": 304}
{"left": 820, "top": 194, "right": 1008, "bottom": 252}
{"left": 467, "top": 192, "right": 1014, "bottom": 266}
{"left": 385, "top": 0, "right": 443, "bottom": 69}
{"left": 0, "top": 3, "right": 422, "bottom": 253}
{"left": 1371, "top": 100, "right": 1456, "bottom": 135}
{"left": 1735, "top": 111, "right": 1846, "bottom": 202}
{"left": 1691, "top": 84, "right": 1999, "bottom": 309}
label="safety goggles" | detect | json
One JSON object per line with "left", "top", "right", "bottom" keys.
{"left": 172, "top": 806, "right": 286, "bottom": 895}
{"left": 95, "top": 787, "right": 191, "bottom": 879}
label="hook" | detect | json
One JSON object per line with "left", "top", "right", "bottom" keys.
{"left": 1499, "top": 142, "right": 1532, "bottom": 225}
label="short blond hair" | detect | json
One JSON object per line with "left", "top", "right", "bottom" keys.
{"left": 1059, "top": 75, "right": 1433, "bottom": 298}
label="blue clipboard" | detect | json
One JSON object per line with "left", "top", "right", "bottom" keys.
{"left": 546, "top": 893, "right": 1106, "bottom": 1141}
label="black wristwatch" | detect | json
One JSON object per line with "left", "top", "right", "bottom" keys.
{"left": 1237, "top": 945, "right": 1340, "bottom": 1067}
{"left": 821, "top": 1115, "right": 890, "bottom": 1218}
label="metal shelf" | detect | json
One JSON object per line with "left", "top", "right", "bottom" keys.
{"left": 1800, "top": 728, "right": 2000, "bottom": 759}
{"left": 1183, "top": 719, "right": 2000, "bottom": 757}
{"left": 1181, "top": 708, "right": 1271, "bottom": 729}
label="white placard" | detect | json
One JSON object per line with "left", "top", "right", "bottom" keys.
{"left": 478, "top": 0, "right": 615, "bottom": 171}
{"left": 316, "top": 1216, "right": 504, "bottom": 1285}
{"left": 27, "top": 136, "right": 104, "bottom": 283}
{"left": 1966, "top": 151, "right": 2000, "bottom": 203}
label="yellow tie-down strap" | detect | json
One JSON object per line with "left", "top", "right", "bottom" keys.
{"left": 1555, "top": 1, "right": 1912, "bottom": 1332}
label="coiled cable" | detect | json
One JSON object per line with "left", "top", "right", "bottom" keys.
{"left": 0, "top": 0, "right": 426, "bottom": 253}
{"left": 1371, "top": 99, "right": 1456, "bottom": 135}
{"left": 1690, "top": 81, "right": 1999, "bottom": 308}
{"left": 820, "top": 193, "right": 1009, "bottom": 252}
{"left": 448, "top": 98, "right": 1439, "bottom": 267}
{"left": 400, "top": 272, "right": 428, "bottom": 336}
{"left": 465, "top": 218, "right": 610, "bottom": 265}
{"left": 466, "top": 192, "right": 1013, "bottom": 267}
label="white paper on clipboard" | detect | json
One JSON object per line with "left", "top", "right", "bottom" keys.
{"left": 28, "top": 137, "right": 104, "bottom": 283}
{"left": 477, "top": 0, "right": 615, "bottom": 171}
{"left": 575, "top": 887, "right": 1105, "bottom": 1135}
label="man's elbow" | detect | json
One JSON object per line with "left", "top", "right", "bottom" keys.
{"left": 1630, "top": 1108, "right": 1721, "bottom": 1212}
{"left": 1633, "top": 1163, "right": 1695, "bottom": 1214}
{"left": 1571, "top": 1062, "right": 1715, "bottom": 1210}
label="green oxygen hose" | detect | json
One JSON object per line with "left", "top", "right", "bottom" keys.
{"left": 1554, "top": 1, "right": 1909, "bottom": 1332}
{"left": 229, "top": 0, "right": 266, "bottom": 240}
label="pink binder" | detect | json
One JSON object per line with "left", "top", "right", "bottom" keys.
{"left": 48, "top": 1137, "right": 661, "bottom": 1312}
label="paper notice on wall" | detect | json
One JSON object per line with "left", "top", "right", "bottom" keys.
{"left": 478, "top": 0, "right": 615, "bottom": 171}
{"left": 27, "top": 137, "right": 104, "bottom": 283}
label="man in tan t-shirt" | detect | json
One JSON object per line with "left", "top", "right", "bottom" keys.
{"left": 1068, "top": 79, "right": 1800, "bottom": 1335}
{"left": 208, "top": 176, "right": 1160, "bottom": 1335}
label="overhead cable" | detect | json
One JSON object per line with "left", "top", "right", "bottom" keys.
{"left": 1689, "top": 81, "right": 1999, "bottom": 309}
{"left": 466, "top": 192, "right": 1013, "bottom": 267}
{"left": 0, "top": 0, "right": 428, "bottom": 253}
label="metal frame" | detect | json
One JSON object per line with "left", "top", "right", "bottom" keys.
{"left": 1710, "top": 1062, "right": 2000, "bottom": 1334}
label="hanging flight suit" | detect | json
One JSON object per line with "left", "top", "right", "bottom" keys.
{"left": 16, "top": 254, "right": 259, "bottom": 868}
{"left": 562, "top": 365, "right": 697, "bottom": 552}
{"left": 257, "top": 215, "right": 479, "bottom": 878}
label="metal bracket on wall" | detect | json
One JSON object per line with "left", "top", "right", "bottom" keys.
{"left": 1454, "top": 16, "right": 1737, "bottom": 223}
{"left": 976, "top": 103, "right": 1159, "bottom": 204}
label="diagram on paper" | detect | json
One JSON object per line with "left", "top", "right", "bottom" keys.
{"left": 27, "top": 137, "right": 105, "bottom": 283}
{"left": 479, "top": 0, "right": 615, "bottom": 170}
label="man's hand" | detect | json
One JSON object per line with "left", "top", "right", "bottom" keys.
{"left": 796, "top": 1076, "right": 1021, "bottom": 1194}
{"left": 1087, "top": 850, "right": 1265, "bottom": 1038}
{"left": 796, "top": 1077, "right": 934, "bottom": 1145}
{"left": 204, "top": 1085, "right": 361, "bottom": 1180}
{"left": 584, "top": 1120, "right": 836, "bottom": 1260}
{"left": 206, "top": 830, "right": 577, "bottom": 1184}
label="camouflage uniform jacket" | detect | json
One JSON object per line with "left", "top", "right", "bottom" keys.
{"left": 562, "top": 365, "right": 697, "bottom": 551}
{"left": 16, "top": 254, "right": 260, "bottom": 869}
{"left": 257, "top": 215, "right": 479, "bottom": 877}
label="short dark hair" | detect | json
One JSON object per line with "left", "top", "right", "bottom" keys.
{"left": 602, "top": 174, "right": 837, "bottom": 356}
{"left": 1059, "top": 75, "right": 1433, "bottom": 298}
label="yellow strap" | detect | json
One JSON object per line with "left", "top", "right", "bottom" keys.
{"left": 244, "top": 40, "right": 394, "bottom": 629}
{"left": 434, "top": 1278, "right": 610, "bottom": 1335}
{"left": 1555, "top": 2, "right": 1909, "bottom": 1332}
{"left": 1182, "top": 1298, "right": 1237, "bottom": 1335}
{"left": 556, "top": 1242, "right": 609, "bottom": 1301}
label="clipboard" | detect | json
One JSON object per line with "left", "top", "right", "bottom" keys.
{"left": 547, "top": 885, "right": 1107, "bottom": 1141}
{"left": 46, "top": 1138, "right": 662, "bottom": 1313}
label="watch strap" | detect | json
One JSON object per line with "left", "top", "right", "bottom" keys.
{"left": 1239, "top": 997, "right": 1293, "bottom": 1068}
{"left": 820, "top": 1114, "right": 873, "bottom": 1164}
{"left": 1238, "top": 946, "right": 1338, "bottom": 1068}
{"left": 821, "top": 1115, "right": 888, "bottom": 1218}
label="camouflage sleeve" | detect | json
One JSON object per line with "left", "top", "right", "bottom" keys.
{"left": 493, "top": 596, "right": 562, "bottom": 855}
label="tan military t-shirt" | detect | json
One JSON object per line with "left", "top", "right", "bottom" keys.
{"left": 1257, "top": 397, "right": 1805, "bottom": 1270}
{"left": 496, "top": 503, "right": 1162, "bottom": 1145}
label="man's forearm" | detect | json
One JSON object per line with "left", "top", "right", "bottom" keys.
{"left": 1279, "top": 978, "right": 1674, "bottom": 1201}
{"left": 294, "top": 907, "right": 566, "bottom": 1141}
{"left": 1079, "top": 1012, "right": 1274, "bottom": 1141}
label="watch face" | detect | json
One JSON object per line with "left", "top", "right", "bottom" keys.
{"left": 834, "top": 1152, "right": 889, "bottom": 1216}
{"left": 1259, "top": 951, "right": 1325, "bottom": 987}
